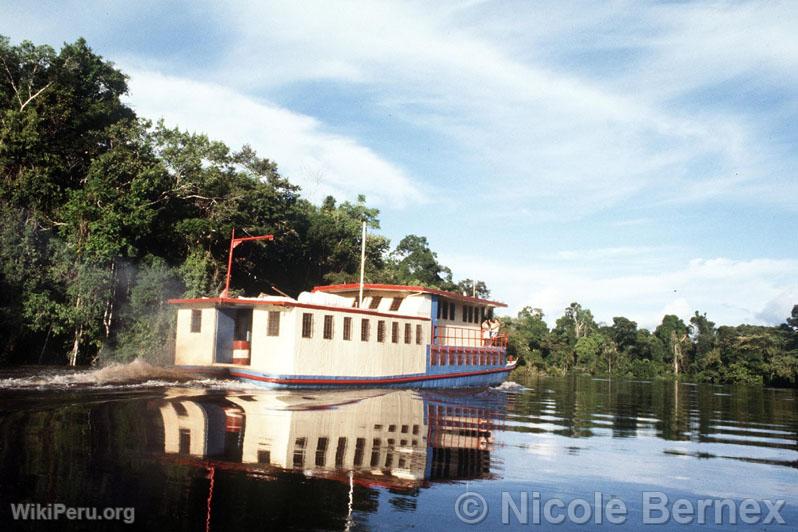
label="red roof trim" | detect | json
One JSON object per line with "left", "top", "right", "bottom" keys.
{"left": 311, "top": 283, "right": 507, "bottom": 307}
{"left": 166, "top": 297, "right": 431, "bottom": 321}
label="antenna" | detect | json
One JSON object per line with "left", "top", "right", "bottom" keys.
{"left": 358, "top": 221, "right": 366, "bottom": 307}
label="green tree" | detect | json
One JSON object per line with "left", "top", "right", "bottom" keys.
{"left": 385, "top": 234, "right": 455, "bottom": 289}
{"left": 455, "top": 279, "right": 491, "bottom": 299}
{"left": 689, "top": 311, "right": 716, "bottom": 366}
{"left": 575, "top": 333, "right": 606, "bottom": 371}
{"left": 554, "top": 302, "right": 597, "bottom": 346}
{"left": 655, "top": 314, "right": 689, "bottom": 376}
{"left": 610, "top": 317, "right": 638, "bottom": 355}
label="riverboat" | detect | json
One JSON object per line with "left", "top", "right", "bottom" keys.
{"left": 168, "top": 231, "right": 516, "bottom": 388}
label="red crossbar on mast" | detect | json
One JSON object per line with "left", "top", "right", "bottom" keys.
{"left": 222, "top": 228, "right": 274, "bottom": 297}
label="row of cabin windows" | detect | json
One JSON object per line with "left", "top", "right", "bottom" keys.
{"left": 189, "top": 308, "right": 425, "bottom": 340}
{"left": 181, "top": 432, "right": 422, "bottom": 469}
{"left": 364, "top": 296, "right": 404, "bottom": 311}
{"left": 289, "top": 435, "right": 419, "bottom": 469}
{"left": 302, "top": 313, "right": 423, "bottom": 345}
{"left": 430, "top": 351, "right": 503, "bottom": 366}
{"left": 435, "top": 301, "right": 494, "bottom": 323}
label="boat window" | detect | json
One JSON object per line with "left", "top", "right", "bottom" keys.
{"left": 431, "top": 351, "right": 437, "bottom": 365}
{"left": 442, "top": 301, "right": 449, "bottom": 320}
{"left": 173, "top": 402, "right": 188, "bottom": 417}
{"left": 449, "top": 302, "right": 455, "bottom": 321}
{"left": 440, "top": 350, "right": 446, "bottom": 366}
{"left": 301, "top": 313, "right": 313, "bottom": 338}
{"left": 467, "top": 306, "right": 473, "bottom": 323}
{"left": 436, "top": 301, "right": 442, "bottom": 320}
{"left": 335, "top": 437, "right": 347, "bottom": 467}
{"left": 360, "top": 319, "right": 370, "bottom": 341}
{"left": 480, "top": 306, "right": 485, "bottom": 322}
{"left": 385, "top": 439, "right": 394, "bottom": 467}
{"left": 267, "top": 311, "right": 280, "bottom": 336}
{"left": 488, "top": 307, "right": 494, "bottom": 319}
{"left": 370, "top": 439, "right": 381, "bottom": 467}
{"left": 389, "top": 297, "right": 403, "bottom": 311}
{"left": 257, "top": 450, "right": 270, "bottom": 465}
{"left": 190, "top": 309, "right": 202, "bottom": 333}
{"left": 315, "top": 437, "right": 328, "bottom": 467}
{"left": 353, "top": 438, "right": 366, "bottom": 466}
{"left": 404, "top": 323, "right": 411, "bottom": 344}
{"left": 323, "top": 315, "right": 334, "bottom": 339}
{"left": 293, "top": 437, "right": 306, "bottom": 468}
{"left": 391, "top": 322, "right": 399, "bottom": 343}
{"left": 377, "top": 320, "right": 385, "bottom": 342}
{"left": 343, "top": 317, "right": 352, "bottom": 340}
{"left": 369, "top": 296, "right": 382, "bottom": 309}
{"left": 416, "top": 324, "right": 423, "bottom": 344}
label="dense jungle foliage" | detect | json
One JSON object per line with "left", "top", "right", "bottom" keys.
{"left": 505, "top": 304, "right": 798, "bottom": 386}
{"left": 0, "top": 36, "right": 475, "bottom": 366}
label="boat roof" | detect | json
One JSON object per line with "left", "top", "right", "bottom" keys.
{"left": 312, "top": 283, "right": 507, "bottom": 308}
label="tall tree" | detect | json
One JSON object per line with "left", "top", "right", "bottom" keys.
{"left": 655, "top": 315, "right": 689, "bottom": 376}
{"left": 386, "top": 234, "right": 455, "bottom": 289}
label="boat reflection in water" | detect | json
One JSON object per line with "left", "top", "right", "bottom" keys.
{"left": 152, "top": 388, "right": 505, "bottom": 527}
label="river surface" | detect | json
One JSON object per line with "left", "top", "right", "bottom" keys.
{"left": 0, "top": 362, "right": 796, "bottom": 531}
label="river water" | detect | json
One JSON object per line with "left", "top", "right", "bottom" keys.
{"left": 0, "top": 361, "right": 795, "bottom": 530}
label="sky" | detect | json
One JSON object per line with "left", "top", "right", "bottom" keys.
{"left": 2, "top": 1, "right": 797, "bottom": 328}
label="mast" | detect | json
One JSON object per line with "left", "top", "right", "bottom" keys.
{"left": 222, "top": 229, "right": 274, "bottom": 297}
{"left": 358, "top": 221, "right": 366, "bottom": 307}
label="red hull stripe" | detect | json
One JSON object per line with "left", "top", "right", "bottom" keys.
{"left": 229, "top": 366, "right": 513, "bottom": 385}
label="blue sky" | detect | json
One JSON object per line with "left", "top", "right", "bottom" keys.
{"left": 3, "top": 1, "right": 797, "bottom": 327}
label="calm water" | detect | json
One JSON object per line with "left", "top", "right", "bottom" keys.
{"left": 0, "top": 363, "right": 796, "bottom": 531}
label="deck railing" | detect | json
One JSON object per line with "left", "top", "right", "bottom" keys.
{"left": 432, "top": 325, "right": 508, "bottom": 349}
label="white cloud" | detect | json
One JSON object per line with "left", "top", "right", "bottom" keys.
{"left": 444, "top": 252, "right": 798, "bottom": 328}
{"left": 198, "top": 1, "right": 798, "bottom": 216}
{"left": 123, "top": 69, "right": 423, "bottom": 208}
{"left": 756, "top": 288, "right": 798, "bottom": 324}
{"left": 555, "top": 246, "right": 659, "bottom": 261}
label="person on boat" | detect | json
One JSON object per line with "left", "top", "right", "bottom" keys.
{"left": 488, "top": 318, "right": 501, "bottom": 345}
{"left": 481, "top": 318, "right": 491, "bottom": 346}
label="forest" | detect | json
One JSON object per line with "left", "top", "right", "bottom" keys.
{"left": 1, "top": 36, "right": 796, "bottom": 386}
{"left": 503, "top": 304, "right": 798, "bottom": 387}
{"left": 0, "top": 36, "right": 473, "bottom": 366}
